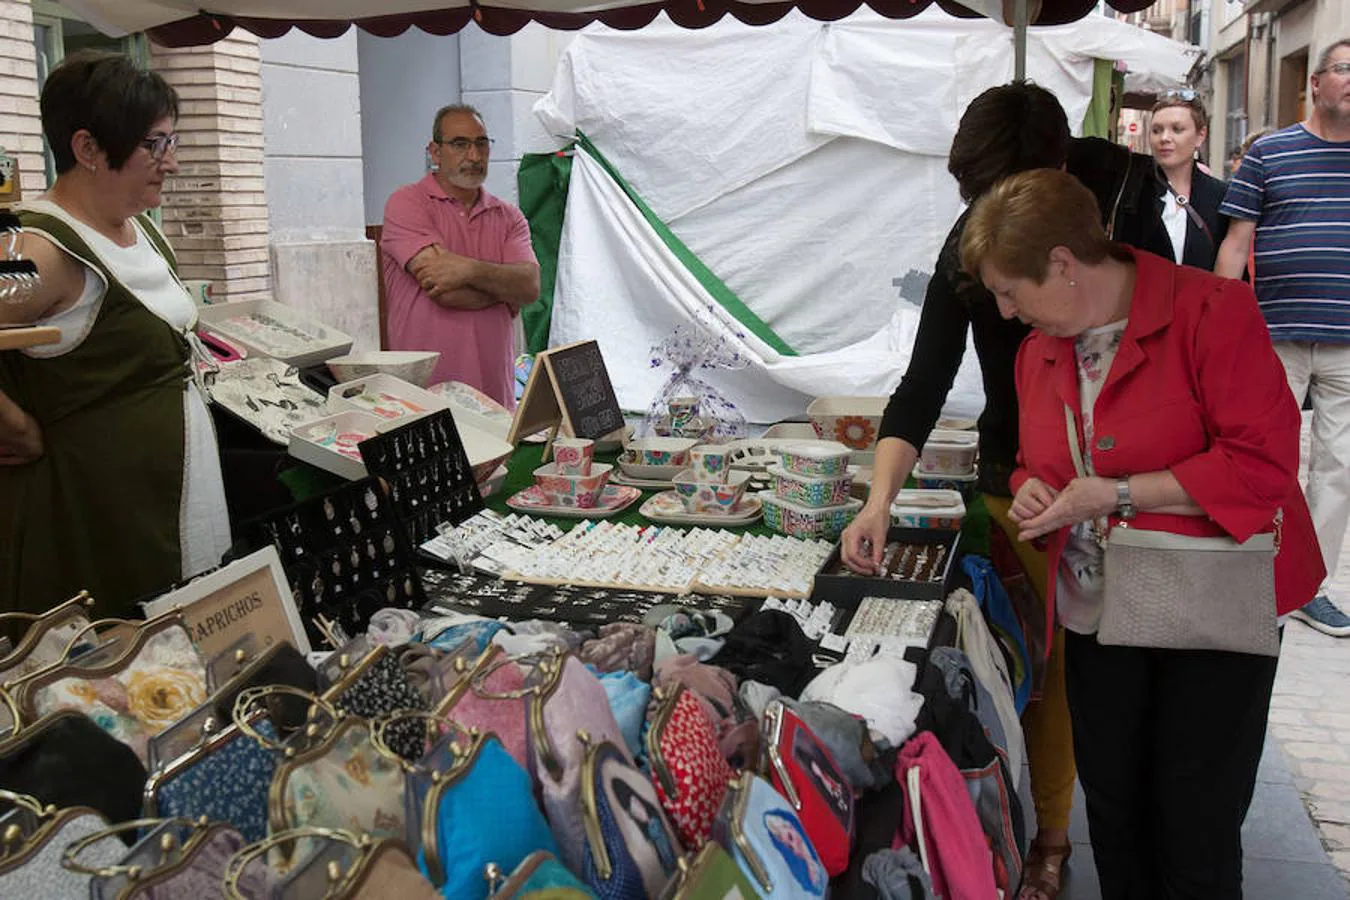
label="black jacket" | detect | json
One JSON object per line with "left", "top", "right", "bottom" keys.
{"left": 1140, "top": 160, "right": 1231, "bottom": 270}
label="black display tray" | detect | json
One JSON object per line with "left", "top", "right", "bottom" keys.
{"left": 813, "top": 526, "right": 962, "bottom": 607}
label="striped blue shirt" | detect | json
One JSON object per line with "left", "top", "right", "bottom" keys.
{"left": 1219, "top": 124, "right": 1350, "bottom": 343}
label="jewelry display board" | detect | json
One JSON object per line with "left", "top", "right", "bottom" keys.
{"left": 418, "top": 568, "right": 757, "bottom": 628}
{"left": 236, "top": 476, "right": 425, "bottom": 648}
{"left": 358, "top": 409, "right": 484, "bottom": 549}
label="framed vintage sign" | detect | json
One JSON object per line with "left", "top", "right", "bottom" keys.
{"left": 142, "top": 545, "right": 312, "bottom": 658}
{"left": 506, "top": 339, "right": 625, "bottom": 460}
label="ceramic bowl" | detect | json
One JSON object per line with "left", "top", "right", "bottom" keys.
{"left": 760, "top": 493, "right": 863, "bottom": 540}
{"left": 806, "top": 396, "right": 887, "bottom": 451}
{"left": 913, "top": 467, "right": 979, "bottom": 502}
{"left": 778, "top": 441, "right": 852, "bottom": 478}
{"left": 768, "top": 464, "right": 857, "bottom": 509}
{"left": 653, "top": 415, "right": 717, "bottom": 442}
{"left": 326, "top": 351, "right": 442, "bottom": 388}
{"left": 689, "top": 444, "right": 733, "bottom": 483}
{"left": 623, "top": 436, "right": 698, "bottom": 468}
{"left": 918, "top": 429, "right": 978, "bottom": 475}
{"left": 533, "top": 461, "right": 614, "bottom": 508}
{"left": 553, "top": 437, "right": 595, "bottom": 476}
{"left": 672, "top": 469, "right": 750, "bottom": 515}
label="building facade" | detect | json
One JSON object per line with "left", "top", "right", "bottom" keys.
{"left": 0, "top": 0, "right": 569, "bottom": 351}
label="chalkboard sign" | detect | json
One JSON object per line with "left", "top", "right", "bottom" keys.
{"left": 507, "top": 339, "right": 625, "bottom": 459}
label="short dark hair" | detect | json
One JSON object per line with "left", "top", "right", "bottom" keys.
{"left": 432, "top": 103, "right": 485, "bottom": 142}
{"left": 1315, "top": 39, "right": 1350, "bottom": 74}
{"left": 1150, "top": 95, "right": 1210, "bottom": 132}
{"left": 40, "top": 50, "right": 178, "bottom": 175}
{"left": 947, "top": 82, "right": 1071, "bottom": 203}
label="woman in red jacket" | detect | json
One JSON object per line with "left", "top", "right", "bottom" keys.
{"left": 960, "top": 168, "right": 1322, "bottom": 899}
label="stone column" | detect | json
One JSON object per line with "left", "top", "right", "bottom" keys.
{"left": 151, "top": 34, "right": 271, "bottom": 303}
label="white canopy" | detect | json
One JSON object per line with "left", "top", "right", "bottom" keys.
{"left": 538, "top": 8, "right": 1195, "bottom": 422}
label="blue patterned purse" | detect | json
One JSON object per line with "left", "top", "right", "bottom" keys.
{"left": 578, "top": 733, "right": 683, "bottom": 900}
{"left": 711, "top": 772, "right": 829, "bottom": 900}
{"left": 143, "top": 720, "right": 277, "bottom": 843}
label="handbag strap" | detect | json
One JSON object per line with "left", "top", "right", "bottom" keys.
{"left": 1063, "top": 404, "right": 1087, "bottom": 479}
{"left": 1155, "top": 165, "right": 1215, "bottom": 249}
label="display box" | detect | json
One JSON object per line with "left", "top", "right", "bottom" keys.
{"left": 326, "top": 373, "right": 451, "bottom": 421}
{"left": 812, "top": 526, "right": 961, "bottom": 606}
{"left": 288, "top": 410, "right": 386, "bottom": 481}
{"left": 199, "top": 299, "right": 353, "bottom": 368}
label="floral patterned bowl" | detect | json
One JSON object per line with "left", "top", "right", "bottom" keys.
{"left": 760, "top": 493, "right": 863, "bottom": 540}
{"left": 672, "top": 469, "right": 750, "bottom": 514}
{"left": 918, "top": 429, "right": 978, "bottom": 476}
{"left": 622, "top": 437, "right": 698, "bottom": 468}
{"left": 533, "top": 462, "right": 614, "bottom": 508}
{"left": 778, "top": 442, "right": 852, "bottom": 478}
{"left": 806, "top": 396, "right": 887, "bottom": 451}
{"left": 768, "top": 465, "right": 858, "bottom": 509}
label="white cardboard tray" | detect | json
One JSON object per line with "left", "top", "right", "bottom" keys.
{"left": 199, "top": 299, "right": 353, "bottom": 368}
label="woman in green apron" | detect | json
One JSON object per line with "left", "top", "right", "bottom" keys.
{"left": 0, "top": 50, "right": 230, "bottom": 620}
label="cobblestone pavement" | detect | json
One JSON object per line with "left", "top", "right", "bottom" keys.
{"left": 1269, "top": 416, "right": 1350, "bottom": 888}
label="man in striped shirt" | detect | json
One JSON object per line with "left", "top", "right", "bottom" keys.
{"left": 1217, "top": 38, "right": 1350, "bottom": 637}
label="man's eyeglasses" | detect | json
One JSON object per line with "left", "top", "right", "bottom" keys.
{"left": 1316, "top": 61, "right": 1350, "bottom": 76}
{"left": 140, "top": 132, "right": 179, "bottom": 161}
{"left": 1158, "top": 88, "right": 1200, "bottom": 102}
{"left": 434, "top": 137, "right": 494, "bottom": 154}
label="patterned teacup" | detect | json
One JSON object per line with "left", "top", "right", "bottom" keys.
{"left": 689, "top": 444, "right": 732, "bottom": 483}
{"left": 553, "top": 437, "right": 594, "bottom": 476}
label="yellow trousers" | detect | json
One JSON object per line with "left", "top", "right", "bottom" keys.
{"left": 984, "top": 494, "right": 1076, "bottom": 832}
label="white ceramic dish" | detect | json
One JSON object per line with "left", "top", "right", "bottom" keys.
{"left": 199, "top": 299, "right": 352, "bottom": 368}
{"left": 622, "top": 436, "right": 698, "bottom": 468}
{"left": 476, "top": 465, "right": 509, "bottom": 498}
{"left": 610, "top": 470, "right": 676, "bottom": 490}
{"left": 327, "top": 373, "right": 451, "bottom": 421}
{"left": 912, "top": 467, "right": 979, "bottom": 500}
{"left": 778, "top": 442, "right": 853, "bottom": 478}
{"left": 617, "top": 457, "right": 689, "bottom": 481}
{"left": 760, "top": 424, "right": 876, "bottom": 468}
{"left": 326, "top": 351, "right": 441, "bottom": 388}
{"left": 759, "top": 492, "right": 863, "bottom": 540}
{"left": 672, "top": 468, "right": 751, "bottom": 514}
{"left": 506, "top": 484, "right": 641, "bottom": 519}
{"left": 768, "top": 464, "right": 858, "bottom": 509}
{"left": 918, "top": 428, "right": 979, "bottom": 475}
{"left": 806, "top": 395, "right": 888, "bottom": 451}
{"left": 288, "top": 411, "right": 386, "bottom": 481}
{"left": 640, "top": 490, "right": 763, "bottom": 526}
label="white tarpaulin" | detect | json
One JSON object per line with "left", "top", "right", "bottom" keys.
{"left": 536, "top": 7, "right": 1195, "bottom": 422}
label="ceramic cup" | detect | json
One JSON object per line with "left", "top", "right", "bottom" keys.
{"left": 553, "top": 437, "right": 595, "bottom": 476}
{"left": 689, "top": 444, "right": 732, "bottom": 483}
{"left": 668, "top": 396, "right": 700, "bottom": 434}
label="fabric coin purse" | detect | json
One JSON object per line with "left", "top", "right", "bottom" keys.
{"left": 116, "top": 823, "right": 278, "bottom": 900}
{"left": 660, "top": 842, "right": 765, "bottom": 900}
{"left": 143, "top": 720, "right": 278, "bottom": 844}
{"left": 653, "top": 654, "right": 758, "bottom": 769}
{"left": 593, "top": 668, "right": 650, "bottom": 762}
{"left": 645, "top": 683, "right": 733, "bottom": 850}
{"left": 373, "top": 715, "right": 557, "bottom": 900}
{"left": 22, "top": 615, "right": 210, "bottom": 766}
{"left": 779, "top": 698, "right": 889, "bottom": 793}
{"left": 224, "top": 829, "right": 440, "bottom": 900}
{"left": 0, "top": 797, "right": 119, "bottom": 900}
{"left": 268, "top": 715, "right": 407, "bottom": 847}
{"left": 578, "top": 732, "right": 683, "bottom": 900}
{"left": 439, "top": 644, "right": 530, "bottom": 767}
{"left": 761, "top": 700, "right": 854, "bottom": 876}
{"left": 487, "top": 850, "right": 597, "bottom": 899}
{"left": 321, "top": 643, "right": 429, "bottom": 762}
{"left": 711, "top": 772, "right": 829, "bottom": 899}
{"left": 76, "top": 816, "right": 217, "bottom": 900}
{"left": 518, "top": 652, "right": 629, "bottom": 877}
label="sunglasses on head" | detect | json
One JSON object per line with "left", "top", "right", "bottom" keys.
{"left": 1158, "top": 88, "right": 1200, "bottom": 103}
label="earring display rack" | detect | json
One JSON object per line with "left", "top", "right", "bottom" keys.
{"left": 239, "top": 476, "right": 425, "bottom": 648}
{"left": 358, "top": 409, "right": 484, "bottom": 551}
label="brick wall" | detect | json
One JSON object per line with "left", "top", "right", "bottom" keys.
{"left": 151, "top": 34, "right": 271, "bottom": 302}
{"left": 0, "top": 0, "right": 45, "bottom": 199}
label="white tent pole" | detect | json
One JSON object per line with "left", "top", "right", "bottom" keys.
{"left": 1013, "top": 0, "right": 1029, "bottom": 80}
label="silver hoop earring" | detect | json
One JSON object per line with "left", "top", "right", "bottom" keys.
{"left": 87, "top": 163, "right": 96, "bottom": 173}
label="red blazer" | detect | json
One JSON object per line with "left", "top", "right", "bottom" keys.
{"left": 1010, "top": 249, "right": 1323, "bottom": 645}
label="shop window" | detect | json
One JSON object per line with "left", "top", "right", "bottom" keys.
{"left": 1224, "top": 51, "right": 1247, "bottom": 160}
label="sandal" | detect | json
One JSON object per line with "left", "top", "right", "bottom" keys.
{"left": 1017, "top": 838, "right": 1072, "bottom": 900}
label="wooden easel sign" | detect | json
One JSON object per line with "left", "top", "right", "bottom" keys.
{"left": 506, "top": 339, "right": 625, "bottom": 461}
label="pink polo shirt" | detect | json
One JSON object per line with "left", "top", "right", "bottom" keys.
{"left": 380, "top": 174, "right": 537, "bottom": 408}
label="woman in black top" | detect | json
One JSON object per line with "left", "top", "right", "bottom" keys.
{"left": 840, "top": 82, "right": 1166, "bottom": 900}
{"left": 1146, "top": 90, "right": 1230, "bottom": 270}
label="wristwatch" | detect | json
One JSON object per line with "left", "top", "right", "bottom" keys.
{"left": 1115, "top": 476, "right": 1137, "bottom": 520}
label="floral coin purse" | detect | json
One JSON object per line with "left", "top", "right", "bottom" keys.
{"left": 761, "top": 700, "right": 854, "bottom": 877}
{"left": 22, "top": 615, "right": 209, "bottom": 766}
{"left": 711, "top": 772, "right": 829, "bottom": 899}
{"left": 269, "top": 716, "right": 407, "bottom": 847}
{"left": 144, "top": 720, "right": 278, "bottom": 844}
{"left": 321, "top": 643, "right": 429, "bottom": 762}
{"left": 0, "top": 794, "right": 119, "bottom": 900}
{"left": 645, "top": 683, "right": 733, "bottom": 850}
{"left": 487, "top": 850, "right": 597, "bottom": 899}
{"left": 440, "top": 645, "right": 529, "bottom": 767}
{"left": 578, "top": 733, "right": 683, "bottom": 900}
{"left": 224, "top": 829, "right": 440, "bottom": 900}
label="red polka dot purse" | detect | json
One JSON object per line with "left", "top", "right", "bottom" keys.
{"left": 645, "top": 683, "right": 734, "bottom": 848}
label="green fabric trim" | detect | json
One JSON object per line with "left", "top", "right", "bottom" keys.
{"left": 574, "top": 132, "right": 797, "bottom": 357}
{"left": 1081, "top": 58, "right": 1116, "bottom": 140}
{"left": 517, "top": 149, "right": 572, "bottom": 354}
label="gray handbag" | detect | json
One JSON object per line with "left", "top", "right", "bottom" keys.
{"left": 1062, "top": 404, "right": 1280, "bottom": 657}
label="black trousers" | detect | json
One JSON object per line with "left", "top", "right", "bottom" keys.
{"left": 1063, "top": 630, "right": 1279, "bottom": 900}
